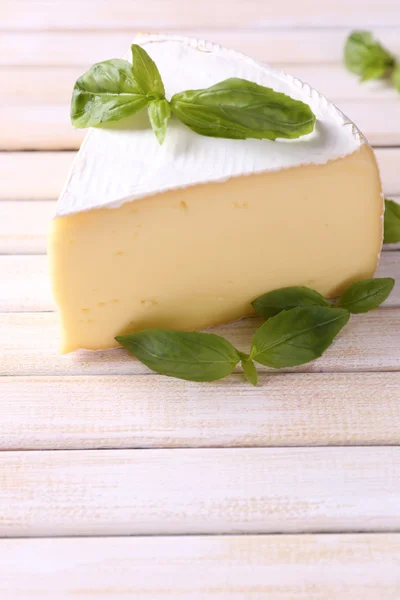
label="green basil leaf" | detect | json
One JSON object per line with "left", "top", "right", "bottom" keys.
{"left": 338, "top": 278, "right": 395, "bottom": 313}
{"left": 384, "top": 198, "right": 400, "bottom": 243}
{"left": 344, "top": 31, "right": 395, "bottom": 81}
{"left": 148, "top": 99, "right": 171, "bottom": 145}
{"left": 130, "top": 44, "right": 165, "bottom": 98}
{"left": 250, "top": 306, "right": 349, "bottom": 369}
{"left": 71, "top": 59, "right": 148, "bottom": 128}
{"left": 393, "top": 63, "right": 400, "bottom": 92}
{"left": 241, "top": 358, "right": 259, "bottom": 386}
{"left": 115, "top": 329, "right": 240, "bottom": 382}
{"left": 252, "top": 286, "right": 329, "bottom": 320}
{"left": 171, "top": 78, "right": 316, "bottom": 141}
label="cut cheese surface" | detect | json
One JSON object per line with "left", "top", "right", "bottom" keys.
{"left": 49, "top": 35, "right": 383, "bottom": 352}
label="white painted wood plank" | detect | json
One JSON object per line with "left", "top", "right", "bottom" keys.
{"left": 6, "top": 65, "right": 399, "bottom": 106}
{"left": 2, "top": 198, "right": 400, "bottom": 254}
{"left": 0, "top": 447, "right": 399, "bottom": 536}
{"left": 0, "top": 251, "right": 398, "bottom": 310}
{"left": 1, "top": 372, "right": 399, "bottom": 450}
{"left": 1, "top": 309, "right": 399, "bottom": 377}
{"left": 3, "top": 101, "right": 400, "bottom": 150}
{"left": 1, "top": 534, "right": 400, "bottom": 600}
{"left": 2, "top": 29, "right": 400, "bottom": 66}
{"left": 2, "top": 1, "right": 400, "bottom": 30}
{"left": 0, "top": 201, "right": 54, "bottom": 254}
{"left": 1, "top": 148, "right": 399, "bottom": 200}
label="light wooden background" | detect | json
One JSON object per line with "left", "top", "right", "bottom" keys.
{"left": 1, "top": 1, "right": 400, "bottom": 598}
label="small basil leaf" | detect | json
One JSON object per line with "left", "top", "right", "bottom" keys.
{"left": 148, "top": 99, "right": 171, "bottom": 145}
{"left": 71, "top": 59, "right": 148, "bottom": 128}
{"left": 130, "top": 44, "right": 165, "bottom": 98}
{"left": 115, "top": 329, "right": 240, "bottom": 382}
{"left": 393, "top": 64, "right": 400, "bottom": 92}
{"left": 344, "top": 31, "right": 395, "bottom": 81}
{"left": 171, "top": 78, "right": 316, "bottom": 141}
{"left": 252, "top": 286, "right": 329, "bottom": 320}
{"left": 241, "top": 358, "right": 259, "bottom": 386}
{"left": 250, "top": 306, "right": 349, "bottom": 369}
{"left": 384, "top": 198, "right": 400, "bottom": 243}
{"left": 338, "top": 278, "right": 395, "bottom": 313}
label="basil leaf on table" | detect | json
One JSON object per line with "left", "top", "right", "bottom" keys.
{"left": 239, "top": 354, "right": 259, "bottom": 386}
{"left": 338, "top": 278, "right": 395, "bottom": 313}
{"left": 148, "top": 98, "right": 172, "bottom": 145}
{"left": 71, "top": 59, "right": 148, "bottom": 128}
{"left": 393, "top": 64, "right": 400, "bottom": 92}
{"left": 171, "top": 78, "right": 316, "bottom": 141}
{"left": 115, "top": 329, "right": 241, "bottom": 381}
{"left": 344, "top": 31, "right": 395, "bottom": 81}
{"left": 250, "top": 306, "right": 349, "bottom": 369}
{"left": 384, "top": 198, "right": 400, "bottom": 243}
{"left": 252, "top": 286, "right": 329, "bottom": 320}
{"left": 130, "top": 44, "right": 165, "bottom": 98}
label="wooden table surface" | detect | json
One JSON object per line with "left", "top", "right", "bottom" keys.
{"left": 1, "top": 1, "right": 400, "bottom": 598}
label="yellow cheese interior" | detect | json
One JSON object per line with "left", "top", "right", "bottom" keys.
{"left": 49, "top": 145, "right": 383, "bottom": 352}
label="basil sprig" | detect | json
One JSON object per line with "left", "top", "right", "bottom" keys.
{"left": 71, "top": 44, "right": 316, "bottom": 144}
{"left": 344, "top": 31, "right": 396, "bottom": 82}
{"left": 384, "top": 198, "right": 400, "bottom": 243}
{"left": 116, "top": 277, "right": 395, "bottom": 385}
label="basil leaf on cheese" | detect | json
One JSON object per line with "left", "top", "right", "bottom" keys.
{"left": 71, "top": 59, "right": 148, "bottom": 128}
{"left": 338, "top": 278, "right": 395, "bottom": 313}
{"left": 384, "top": 198, "right": 400, "bottom": 243}
{"left": 252, "top": 286, "right": 329, "bottom": 320}
{"left": 130, "top": 44, "right": 165, "bottom": 98}
{"left": 115, "top": 329, "right": 241, "bottom": 382}
{"left": 250, "top": 306, "right": 349, "bottom": 369}
{"left": 170, "top": 78, "right": 316, "bottom": 141}
{"left": 148, "top": 98, "right": 171, "bottom": 145}
{"left": 344, "top": 31, "right": 395, "bottom": 81}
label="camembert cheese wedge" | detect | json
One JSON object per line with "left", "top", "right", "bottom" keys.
{"left": 49, "top": 34, "right": 383, "bottom": 352}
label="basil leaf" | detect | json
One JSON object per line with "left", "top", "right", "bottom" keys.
{"left": 71, "top": 59, "right": 148, "bottom": 128}
{"left": 344, "top": 31, "right": 395, "bottom": 81}
{"left": 338, "top": 278, "right": 395, "bottom": 313}
{"left": 130, "top": 44, "right": 165, "bottom": 98}
{"left": 393, "top": 64, "right": 400, "bottom": 92}
{"left": 115, "top": 329, "right": 240, "bottom": 382}
{"left": 250, "top": 306, "right": 349, "bottom": 369}
{"left": 241, "top": 358, "right": 259, "bottom": 386}
{"left": 171, "top": 78, "right": 316, "bottom": 141}
{"left": 252, "top": 286, "right": 329, "bottom": 320}
{"left": 148, "top": 99, "right": 171, "bottom": 145}
{"left": 384, "top": 198, "right": 400, "bottom": 243}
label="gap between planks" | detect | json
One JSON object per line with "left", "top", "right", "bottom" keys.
{"left": 2, "top": 2, "right": 400, "bottom": 30}
{"left": 1, "top": 309, "right": 400, "bottom": 377}
{"left": 1, "top": 372, "right": 400, "bottom": 450}
{"left": 0, "top": 148, "right": 399, "bottom": 200}
{"left": 0, "top": 534, "right": 400, "bottom": 599}
{"left": 0, "top": 446, "right": 400, "bottom": 537}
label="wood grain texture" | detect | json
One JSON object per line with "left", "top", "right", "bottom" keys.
{"left": 1, "top": 447, "right": 400, "bottom": 536}
{"left": 2, "top": 29, "right": 400, "bottom": 66}
{"left": 2, "top": 198, "right": 399, "bottom": 254}
{"left": 3, "top": 101, "right": 400, "bottom": 150}
{"left": 1, "top": 148, "right": 399, "bottom": 200}
{"left": 2, "top": 1, "right": 400, "bottom": 30}
{"left": 1, "top": 534, "right": 400, "bottom": 600}
{"left": 1, "top": 373, "right": 400, "bottom": 450}
{"left": 1, "top": 309, "right": 400, "bottom": 377}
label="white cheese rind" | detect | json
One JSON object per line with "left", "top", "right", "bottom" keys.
{"left": 57, "top": 34, "right": 363, "bottom": 217}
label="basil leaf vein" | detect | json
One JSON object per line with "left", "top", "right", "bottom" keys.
{"left": 338, "top": 278, "right": 395, "bottom": 313}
